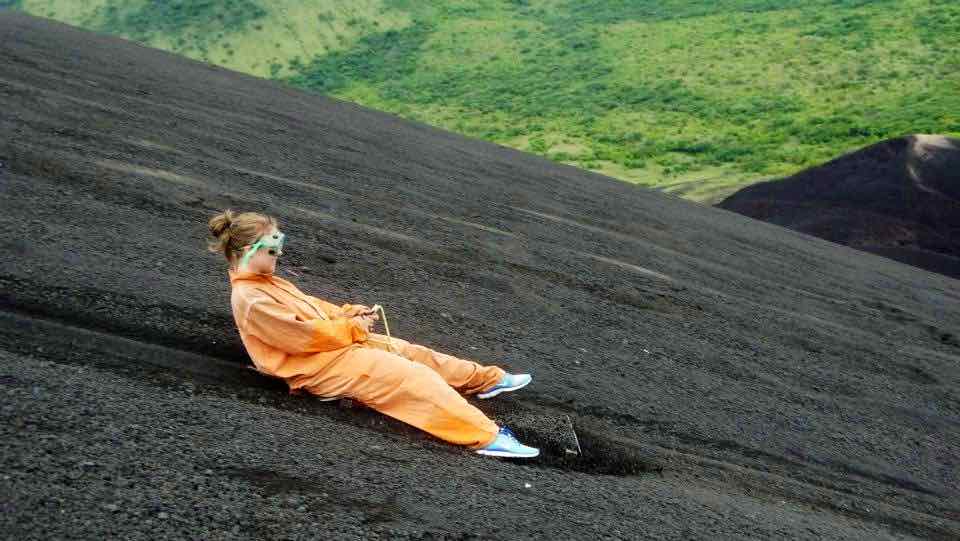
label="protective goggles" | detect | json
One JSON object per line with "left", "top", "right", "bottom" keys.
{"left": 238, "top": 230, "right": 285, "bottom": 270}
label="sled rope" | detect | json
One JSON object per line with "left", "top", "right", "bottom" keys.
{"left": 371, "top": 304, "right": 397, "bottom": 354}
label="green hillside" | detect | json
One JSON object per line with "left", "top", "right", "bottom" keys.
{"left": 10, "top": 0, "right": 960, "bottom": 202}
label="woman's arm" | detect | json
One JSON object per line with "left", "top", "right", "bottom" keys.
{"left": 241, "top": 294, "right": 369, "bottom": 353}
{"left": 307, "top": 295, "right": 371, "bottom": 319}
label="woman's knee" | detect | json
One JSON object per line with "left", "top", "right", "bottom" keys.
{"left": 356, "top": 349, "right": 422, "bottom": 382}
{"left": 386, "top": 336, "right": 411, "bottom": 354}
{"left": 365, "top": 333, "right": 410, "bottom": 354}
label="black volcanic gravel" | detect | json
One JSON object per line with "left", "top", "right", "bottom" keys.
{"left": 2, "top": 12, "right": 959, "bottom": 540}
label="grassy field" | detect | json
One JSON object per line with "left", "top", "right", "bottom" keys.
{"left": 10, "top": 0, "right": 960, "bottom": 202}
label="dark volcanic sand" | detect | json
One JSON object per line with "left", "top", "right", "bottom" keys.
{"left": 2, "top": 12, "right": 959, "bottom": 540}
{"left": 717, "top": 135, "right": 960, "bottom": 280}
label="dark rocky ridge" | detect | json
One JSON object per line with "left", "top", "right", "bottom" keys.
{"left": 717, "top": 135, "right": 960, "bottom": 279}
{"left": 1, "top": 12, "right": 959, "bottom": 540}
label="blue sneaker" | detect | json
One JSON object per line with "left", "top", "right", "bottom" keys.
{"left": 476, "top": 427, "right": 539, "bottom": 458}
{"left": 476, "top": 373, "right": 532, "bottom": 399}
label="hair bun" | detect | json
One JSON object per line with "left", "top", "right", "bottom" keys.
{"left": 206, "top": 209, "right": 275, "bottom": 264}
{"left": 208, "top": 209, "right": 235, "bottom": 239}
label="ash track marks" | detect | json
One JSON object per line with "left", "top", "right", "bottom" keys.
{"left": 96, "top": 159, "right": 207, "bottom": 189}
{"left": 0, "top": 301, "right": 664, "bottom": 479}
{"left": 857, "top": 298, "right": 960, "bottom": 350}
{"left": 3, "top": 304, "right": 959, "bottom": 539}
{"left": 521, "top": 394, "right": 960, "bottom": 539}
{"left": 0, "top": 271, "right": 952, "bottom": 526}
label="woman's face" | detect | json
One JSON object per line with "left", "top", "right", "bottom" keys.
{"left": 236, "top": 224, "right": 282, "bottom": 274}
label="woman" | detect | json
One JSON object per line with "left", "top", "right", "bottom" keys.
{"left": 207, "top": 209, "right": 539, "bottom": 458}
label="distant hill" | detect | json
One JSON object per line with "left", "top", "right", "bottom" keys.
{"left": 717, "top": 134, "right": 960, "bottom": 279}
{"left": 6, "top": 0, "right": 960, "bottom": 201}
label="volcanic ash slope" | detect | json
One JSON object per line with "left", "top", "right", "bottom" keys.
{"left": 2, "top": 12, "right": 959, "bottom": 541}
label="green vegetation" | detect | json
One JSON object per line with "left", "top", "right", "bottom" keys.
{"left": 95, "top": 0, "right": 266, "bottom": 56}
{"left": 287, "top": 22, "right": 434, "bottom": 97}
{"left": 15, "top": 0, "right": 960, "bottom": 202}
{"left": 100, "top": 1, "right": 266, "bottom": 38}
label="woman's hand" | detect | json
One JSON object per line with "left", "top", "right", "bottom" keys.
{"left": 350, "top": 313, "right": 379, "bottom": 333}
{"left": 342, "top": 304, "right": 375, "bottom": 318}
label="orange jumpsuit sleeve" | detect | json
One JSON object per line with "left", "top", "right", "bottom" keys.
{"left": 306, "top": 295, "right": 367, "bottom": 319}
{"left": 241, "top": 294, "right": 369, "bottom": 354}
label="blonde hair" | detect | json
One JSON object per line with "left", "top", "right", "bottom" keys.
{"left": 207, "top": 209, "right": 277, "bottom": 268}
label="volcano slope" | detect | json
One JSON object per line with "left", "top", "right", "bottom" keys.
{"left": 718, "top": 135, "right": 960, "bottom": 280}
{"left": 1, "top": 12, "right": 959, "bottom": 540}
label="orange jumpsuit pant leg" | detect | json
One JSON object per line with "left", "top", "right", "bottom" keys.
{"left": 297, "top": 345, "right": 500, "bottom": 448}
{"left": 362, "top": 332, "right": 505, "bottom": 395}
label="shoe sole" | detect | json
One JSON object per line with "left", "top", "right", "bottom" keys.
{"left": 476, "top": 377, "right": 531, "bottom": 399}
{"left": 475, "top": 448, "right": 540, "bottom": 458}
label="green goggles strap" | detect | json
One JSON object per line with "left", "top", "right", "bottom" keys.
{"left": 238, "top": 232, "right": 284, "bottom": 270}
{"left": 238, "top": 239, "right": 264, "bottom": 271}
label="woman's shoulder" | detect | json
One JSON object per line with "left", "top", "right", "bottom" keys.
{"left": 269, "top": 272, "right": 301, "bottom": 289}
{"left": 231, "top": 283, "right": 275, "bottom": 307}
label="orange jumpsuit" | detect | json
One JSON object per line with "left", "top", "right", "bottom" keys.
{"left": 228, "top": 269, "right": 504, "bottom": 448}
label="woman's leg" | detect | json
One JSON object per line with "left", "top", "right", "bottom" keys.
{"left": 363, "top": 332, "right": 505, "bottom": 395}
{"left": 297, "top": 346, "right": 500, "bottom": 448}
